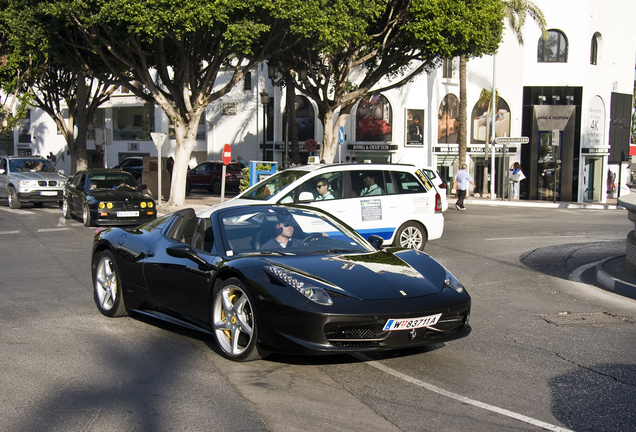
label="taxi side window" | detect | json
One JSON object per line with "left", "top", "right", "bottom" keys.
{"left": 395, "top": 172, "right": 426, "bottom": 194}
{"left": 350, "top": 170, "right": 389, "bottom": 197}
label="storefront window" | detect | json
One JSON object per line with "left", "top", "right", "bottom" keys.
{"left": 537, "top": 131, "right": 560, "bottom": 200}
{"left": 356, "top": 95, "right": 393, "bottom": 142}
{"left": 296, "top": 96, "right": 315, "bottom": 142}
{"left": 470, "top": 97, "right": 511, "bottom": 144}
{"left": 112, "top": 106, "right": 154, "bottom": 141}
{"left": 438, "top": 94, "right": 459, "bottom": 144}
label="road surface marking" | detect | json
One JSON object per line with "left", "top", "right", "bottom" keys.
{"left": 37, "top": 228, "right": 71, "bottom": 233}
{"left": 352, "top": 353, "right": 573, "bottom": 432}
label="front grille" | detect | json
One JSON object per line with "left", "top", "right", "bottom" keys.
{"left": 38, "top": 181, "right": 47, "bottom": 186}
{"left": 37, "top": 180, "right": 58, "bottom": 187}
{"left": 325, "top": 328, "right": 376, "bottom": 340}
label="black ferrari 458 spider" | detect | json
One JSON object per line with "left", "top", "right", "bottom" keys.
{"left": 91, "top": 203, "right": 471, "bottom": 361}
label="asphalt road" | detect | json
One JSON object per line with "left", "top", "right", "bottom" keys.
{"left": 0, "top": 200, "right": 634, "bottom": 432}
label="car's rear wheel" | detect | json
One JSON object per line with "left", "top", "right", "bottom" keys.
{"left": 83, "top": 203, "right": 92, "bottom": 227}
{"left": 93, "top": 250, "right": 128, "bottom": 317}
{"left": 62, "top": 199, "right": 72, "bottom": 219}
{"left": 212, "top": 278, "right": 268, "bottom": 361}
{"left": 394, "top": 221, "right": 427, "bottom": 251}
{"left": 210, "top": 179, "right": 221, "bottom": 195}
{"left": 8, "top": 186, "right": 21, "bottom": 209}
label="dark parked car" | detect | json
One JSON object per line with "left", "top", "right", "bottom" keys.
{"left": 186, "top": 161, "right": 243, "bottom": 194}
{"left": 115, "top": 157, "right": 144, "bottom": 181}
{"left": 0, "top": 156, "right": 67, "bottom": 208}
{"left": 91, "top": 203, "right": 471, "bottom": 362}
{"left": 64, "top": 169, "right": 156, "bottom": 227}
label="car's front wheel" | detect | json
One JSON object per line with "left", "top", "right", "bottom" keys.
{"left": 62, "top": 199, "right": 72, "bottom": 219}
{"left": 7, "top": 186, "right": 21, "bottom": 209}
{"left": 83, "top": 203, "right": 92, "bottom": 227}
{"left": 212, "top": 278, "right": 268, "bottom": 361}
{"left": 394, "top": 221, "right": 427, "bottom": 251}
{"left": 210, "top": 179, "right": 221, "bottom": 195}
{"left": 92, "top": 250, "right": 128, "bottom": 317}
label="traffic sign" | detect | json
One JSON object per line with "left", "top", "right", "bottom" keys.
{"left": 338, "top": 126, "right": 345, "bottom": 144}
{"left": 222, "top": 143, "right": 232, "bottom": 165}
{"left": 304, "top": 139, "right": 317, "bottom": 152}
{"left": 150, "top": 132, "right": 167, "bottom": 151}
{"left": 494, "top": 137, "right": 529, "bottom": 144}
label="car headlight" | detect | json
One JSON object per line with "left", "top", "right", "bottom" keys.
{"left": 444, "top": 270, "right": 465, "bottom": 293}
{"left": 98, "top": 202, "right": 113, "bottom": 209}
{"left": 58, "top": 181, "right": 66, "bottom": 187}
{"left": 265, "top": 266, "right": 333, "bottom": 306}
{"left": 18, "top": 180, "right": 38, "bottom": 187}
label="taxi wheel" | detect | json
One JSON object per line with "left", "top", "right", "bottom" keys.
{"left": 394, "top": 221, "right": 427, "bottom": 251}
{"left": 8, "top": 186, "right": 22, "bottom": 209}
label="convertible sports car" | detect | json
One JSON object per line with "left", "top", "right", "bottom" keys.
{"left": 91, "top": 203, "right": 471, "bottom": 361}
{"left": 64, "top": 169, "right": 156, "bottom": 227}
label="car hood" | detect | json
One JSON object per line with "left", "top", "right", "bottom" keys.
{"left": 263, "top": 249, "right": 446, "bottom": 300}
{"left": 89, "top": 190, "right": 154, "bottom": 201}
{"left": 11, "top": 172, "right": 66, "bottom": 182}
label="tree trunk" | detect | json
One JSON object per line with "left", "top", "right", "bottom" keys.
{"left": 165, "top": 112, "right": 202, "bottom": 207}
{"left": 75, "top": 75, "right": 88, "bottom": 172}
{"left": 319, "top": 106, "right": 352, "bottom": 163}
{"left": 285, "top": 73, "right": 299, "bottom": 167}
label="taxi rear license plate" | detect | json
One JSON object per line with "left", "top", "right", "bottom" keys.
{"left": 117, "top": 211, "right": 139, "bottom": 217}
{"left": 382, "top": 313, "right": 442, "bottom": 331}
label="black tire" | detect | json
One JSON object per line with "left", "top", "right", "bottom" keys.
{"left": 211, "top": 278, "right": 268, "bottom": 361}
{"left": 8, "top": 186, "right": 21, "bottom": 209}
{"left": 62, "top": 199, "right": 72, "bottom": 219}
{"left": 393, "top": 221, "right": 427, "bottom": 251}
{"left": 210, "top": 179, "right": 222, "bottom": 195}
{"left": 83, "top": 203, "right": 92, "bottom": 227}
{"left": 92, "top": 250, "right": 128, "bottom": 317}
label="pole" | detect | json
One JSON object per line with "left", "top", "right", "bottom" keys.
{"left": 262, "top": 103, "right": 267, "bottom": 161}
{"left": 221, "top": 165, "right": 226, "bottom": 203}
{"left": 490, "top": 54, "right": 496, "bottom": 200}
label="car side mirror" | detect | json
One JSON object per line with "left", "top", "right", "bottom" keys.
{"left": 166, "top": 243, "right": 208, "bottom": 267}
{"left": 0, "top": 168, "right": 5, "bottom": 175}
{"left": 298, "top": 191, "right": 314, "bottom": 202}
{"left": 58, "top": 169, "right": 65, "bottom": 175}
{"left": 368, "top": 235, "right": 384, "bottom": 250}
{"left": 140, "top": 184, "right": 147, "bottom": 191}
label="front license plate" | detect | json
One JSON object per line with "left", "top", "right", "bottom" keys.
{"left": 382, "top": 313, "right": 442, "bottom": 331}
{"left": 40, "top": 191, "right": 57, "bottom": 196}
{"left": 117, "top": 211, "right": 139, "bottom": 217}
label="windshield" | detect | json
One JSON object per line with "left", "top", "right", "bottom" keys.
{"left": 10, "top": 158, "right": 57, "bottom": 173}
{"left": 218, "top": 206, "right": 369, "bottom": 256}
{"left": 240, "top": 170, "right": 309, "bottom": 201}
{"left": 88, "top": 172, "right": 139, "bottom": 190}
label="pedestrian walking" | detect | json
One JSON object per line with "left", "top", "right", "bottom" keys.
{"left": 453, "top": 164, "right": 475, "bottom": 211}
{"left": 509, "top": 162, "right": 525, "bottom": 200}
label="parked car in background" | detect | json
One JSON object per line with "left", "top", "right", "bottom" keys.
{"left": 418, "top": 166, "right": 448, "bottom": 212}
{"left": 208, "top": 163, "right": 444, "bottom": 250}
{"left": 0, "top": 156, "right": 67, "bottom": 209}
{"left": 186, "top": 161, "right": 243, "bottom": 195}
{"left": 115, "top": 157, "right": 144, "bottom": 181}
{"left": 63, "top": 168, "right": 156, "bottom": 227}
{"left": 91, "top": 203, "right": 471, "bottom": 361}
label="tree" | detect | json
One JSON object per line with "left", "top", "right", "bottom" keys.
{"left": 44, "top": 0, "right": 307, "bottom": 206}
{"left": 278, "top": 0, "right": 504, "bottom": 163}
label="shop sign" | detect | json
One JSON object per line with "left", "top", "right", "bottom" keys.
{"left": 222, "top": 102, "right": 237, "bottom": 115}
{"left": 433, "top": 144, "right": 518, "bottom": 154}
{"left": 348, "top": 143, "right": 398, "bottom": 151}
{"left": 583, "top": 96, "right": 605, "bottom": 148}
{"left": 534, "top": 105, "right": 575, "bottom": 130}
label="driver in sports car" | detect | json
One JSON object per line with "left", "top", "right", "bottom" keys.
{"left": 261, "top": 216, "right": 302, "bottom": 249}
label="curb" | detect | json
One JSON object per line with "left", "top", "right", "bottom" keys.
{"left": 596, "top": 255, "right": 636, "bottom": 301}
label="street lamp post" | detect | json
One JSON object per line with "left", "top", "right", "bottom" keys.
{"left": 260, "top": 90, "right": 269, "bottom": 161}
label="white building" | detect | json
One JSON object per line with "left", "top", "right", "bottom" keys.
{"left": 2, "top": 0, "right": 634, "bottom": 203}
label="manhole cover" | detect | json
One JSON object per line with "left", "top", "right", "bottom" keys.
{"left": 536, "top": 312, "right": 626, "bottom": 326}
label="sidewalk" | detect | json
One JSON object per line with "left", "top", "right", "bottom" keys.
{"left": 450, "top": 195, "right": 623, "bottom": 210}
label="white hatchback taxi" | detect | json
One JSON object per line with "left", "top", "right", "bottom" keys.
{"left": 206, "top": 164, "right": 444, "bottom": 250}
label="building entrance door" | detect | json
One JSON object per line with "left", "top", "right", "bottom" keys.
{"left": 583, "top": 156, "right": 603, "bottom": 202}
